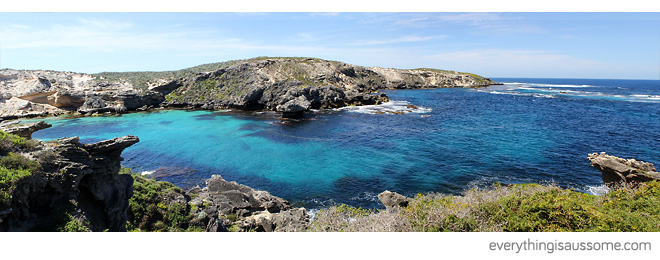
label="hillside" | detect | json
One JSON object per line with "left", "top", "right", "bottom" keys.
{"left": 0, "top": 57, "right": 498, "bottom": 119}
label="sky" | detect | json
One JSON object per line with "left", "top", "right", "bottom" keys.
{"left": 1, "top": 12, "right": 659, "bottom": 79}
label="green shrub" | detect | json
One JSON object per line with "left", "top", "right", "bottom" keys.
{"left": 0, "top": 130, "right": 40, "bottom": 153}
{"left": 0, "top": 153, "right": 41, "bottom": 173}
{"left": 0, "top": 153, "right": 40, "bottom": 206}
{"left": 0, "top": 166, "right": 32, "bottom": 205}
{"left": 58, "top": 213, "right": 91, "bottom": 232}
{"left": 126, "top": 173, "right": 196, "bottom": 232}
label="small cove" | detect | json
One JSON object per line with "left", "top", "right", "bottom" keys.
{"left": 26, "top": 78, "right": 660, "bottom": 209}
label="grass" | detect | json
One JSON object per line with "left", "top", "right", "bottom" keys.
{"left": 308, "top": 181, "right": 660, "bottom": 232}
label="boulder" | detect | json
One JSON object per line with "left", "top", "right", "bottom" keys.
{"left": 588, "top": 152, "right": 660, "bottom": 187}
{"left": 378, "top": 190, "right": 412, "bottom": 210}
{"left": 186, "top": 175, "right": 309, "bottom": 232}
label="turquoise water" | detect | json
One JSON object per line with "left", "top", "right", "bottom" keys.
{"left": 26, "top": 78, "right": 660, "bottom": 208}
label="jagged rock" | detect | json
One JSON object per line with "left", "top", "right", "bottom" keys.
{"left": 378, "top": 190, "right": 412, "bottom": 210}
{"left": 185, "top": 174, "right": 309, "bottom": 232}
{"left": 0, "top": 121, "right": 52, "bottom": 139}
{"left": 588, "top": 152, "right": 660, "bottom": 187}
{"left": 1, "top": 58, "right": 498, "bottom": 119}
{"left": 240, "top": 208, "right": 309, "bottom": 232}
{"left": 277, "top": 96, "right": 312, "bottom": 118}
{"left": 0, "top": 135, "right": 139, "bottom": 231}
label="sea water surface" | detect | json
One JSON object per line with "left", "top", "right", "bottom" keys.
{"left": 26, "top": 78, "right": 660, "bottom": 208}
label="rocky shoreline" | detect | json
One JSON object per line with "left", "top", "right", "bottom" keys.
{"left": 1, "top": 120, "right": 658, "bottom": 231}
{"left": 1, "top": 57, "right": 498, "bottom": 120}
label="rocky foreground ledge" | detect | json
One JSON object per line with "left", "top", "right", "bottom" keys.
{"left": 1, "top": 57, "right": 498, "bottom": 119}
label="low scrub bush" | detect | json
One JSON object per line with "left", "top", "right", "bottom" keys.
{"left": 0, "top": 130, "right": 40, "bottom": 155}
{"left": 308, "top": 181, "right": 660, "bottom": 232}
{"left": 126, "top": 170, "right": 199, "bottom": 232}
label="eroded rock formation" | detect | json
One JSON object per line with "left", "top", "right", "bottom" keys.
{"left": 1, "top": 57, "right": 498, "bottom": 119}
{"left": 0, "top": 134, "right": 139, "bottom": 231}
{"left": 588, "top": 152, "right": 660, "bottom": 187}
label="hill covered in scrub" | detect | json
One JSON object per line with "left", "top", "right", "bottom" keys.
{"left": 0, "top": 57, "right": 498, "bottom": 119}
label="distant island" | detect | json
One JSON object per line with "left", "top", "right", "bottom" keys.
{"left": 1, "top": 57, "right": 497, "bottom": 119}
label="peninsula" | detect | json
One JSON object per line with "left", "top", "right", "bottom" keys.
{"left": 1, "top": 57, "right": 497, "bottom": 119}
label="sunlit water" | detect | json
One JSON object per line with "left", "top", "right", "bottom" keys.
{"left": 25, "top": 78, "right": 660, "bottom": 208}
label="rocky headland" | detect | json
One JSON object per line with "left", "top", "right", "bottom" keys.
{"left": 1, "top": 57, "right": 498, "bottom": 119}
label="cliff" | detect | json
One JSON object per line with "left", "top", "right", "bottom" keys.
{"left": 0, "top": 57, "right": 498, "bottom": 119}
{"left": 0, "top": 122, "right": 138, "bottom": 231}
{"left": 0, "top": 121, "right": 309, "bottom": 231}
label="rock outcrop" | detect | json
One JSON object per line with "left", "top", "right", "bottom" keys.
{"left": 588, "top": 152, "right": 660, "bottom": 187}
{"left": 0, "top": 121, "right": 52, "bottom": 139}
{"left": 186, "top": 175, "right": 309, "bottom": 232}
{"left": 378, "top": 190, "right": 413, "bottom": 210}
{"left": 1, "top": 57, "right": 498, "bottom": 120}
{"left": 0, "top": 133, "right": 139, "bottom": 231}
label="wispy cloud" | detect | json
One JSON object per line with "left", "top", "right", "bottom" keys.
{"left": 2, "top": 19, "right": 165, "bottom": 51}
{"left": 352, "top": 35, "right": 443, "bottom": 45}
{"left": 365, "top": 13, "right": 544, "bottom": 34}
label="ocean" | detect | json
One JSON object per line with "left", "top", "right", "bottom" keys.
{"left": 25, "top": 78, "right": 660, "bottom": 209}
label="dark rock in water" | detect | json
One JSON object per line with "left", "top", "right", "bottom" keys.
{"left": 378, "top": 190, "right": 412, "bottom": 210}
{"left": 0, "top": 121, "right": 51, "bottom": 139}
{"left": 588, "top": 152, "right": 660, "bottom": 187}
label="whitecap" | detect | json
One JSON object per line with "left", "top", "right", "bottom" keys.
{"left": 140, "top": 170, "right": 155, "bottom": 176}
{"left": 339, "top": 101, "right": 432, "bottom": 115}
{"left": 585, "top": 184, "right": 609, "bottom": 196}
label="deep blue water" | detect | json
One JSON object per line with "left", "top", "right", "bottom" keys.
{"left": 26, "top": 78, "right": 660, "bottom": 209}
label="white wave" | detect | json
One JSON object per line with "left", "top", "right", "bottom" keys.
{"left": 585, "top": 184, "right": 609, "bottom": 196}
{"left": 307, "top": 208, "right": 319, "bottom": 221}
{"left": 339, "top": 101, "right": 432, "bottom": 115}
{"left": 533, "top": 94, "right": 556, "bottom": 99}
{"left": 630, "top": 94, "right": 660, "bottom": 100}
{"left": 140, "top": 170, "right": 155, "bottom": 176}
{"left": 349, "top": 192, "right": 380, "bottom": 202}
{"left": 526, "top": 83, "right": 593, "bottom": 88}
{"left": 501, "top": 82, "right": 592, "bottom": 88}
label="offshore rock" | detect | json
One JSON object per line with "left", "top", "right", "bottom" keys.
{"left": 0, "top": 121, "right": 52, "bottom": 139}
{"left": 378, "top": 190, "right": 412, "bottom": 210}
{"left": 0, "top": 135, "right": 138, "bottom": 231}
{"left": 588, "top": 152, "right": 660, "bottom": 187}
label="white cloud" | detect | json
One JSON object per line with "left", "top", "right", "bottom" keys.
{"left": 353, "top": 35, "right": 443, "bottom": 45}
{"left": 420, "top": 49, "right": 641, "bottom": 78}
{"left": 1, "top": 19, "right": 227, "bottom": 52}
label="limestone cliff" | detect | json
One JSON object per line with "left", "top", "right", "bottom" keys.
{"left": 1, "top": 57, "right": 498, "bottom": 119}
{"left": 0, "top": 127, "right": 139, "bottom": 231}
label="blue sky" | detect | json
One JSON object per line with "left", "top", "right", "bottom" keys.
{"left": 1, "top": 12, "right": 659, "bottom": 79}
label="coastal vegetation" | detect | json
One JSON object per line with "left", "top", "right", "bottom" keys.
{"left": 124, "top": 169, "right": 204, "bottom": 232}
{"left": 0, "top": 131, "right": 40, "bottom": 206}
{"left": 309, "top": 181, "right": 660, "bottom": 232}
